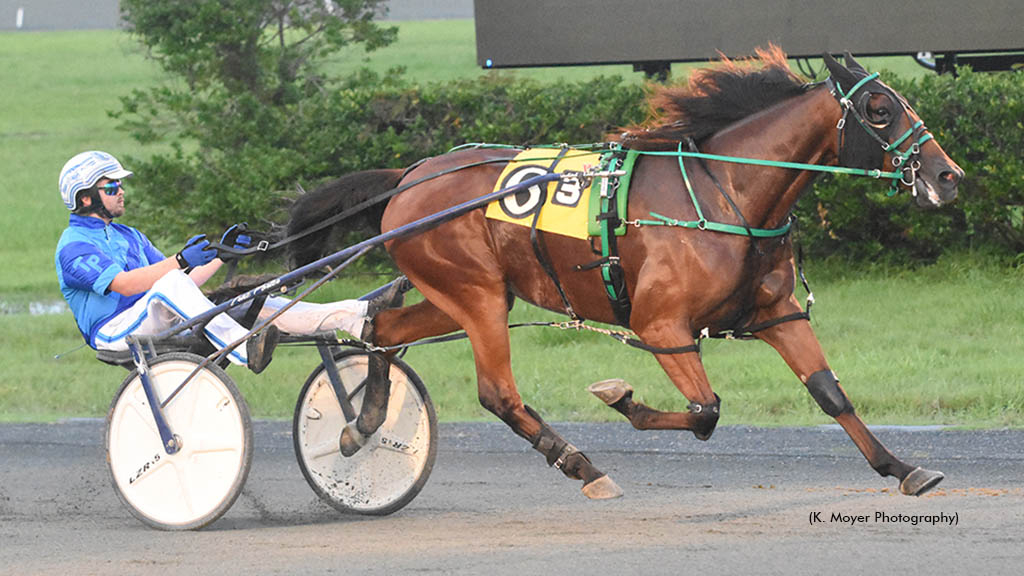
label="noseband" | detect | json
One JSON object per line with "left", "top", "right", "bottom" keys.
{"left": 827, "top": 73, "right": 935, "bottom": 196}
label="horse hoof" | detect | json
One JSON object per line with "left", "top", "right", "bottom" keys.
{"left": 900, "top": 467, "right": 945, "bottom": 496}
{"left": 587, "top": 379, "right": 634, "bottom": 405}
{"left": 581, "top": 475, "right": 624, "bottom": 500}
{"left": 339, "top": 422, "right": 368, "bottom": 458}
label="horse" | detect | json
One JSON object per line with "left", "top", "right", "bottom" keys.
{"left": 289, "top": 47, "right": 962, "bottom": 499}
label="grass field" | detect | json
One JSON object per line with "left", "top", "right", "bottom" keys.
{"left": 4, "top": 254, "right": 1023, "bottom": 426}
{"left": 2, "top": 22, "right": 1020, "bottom": 426}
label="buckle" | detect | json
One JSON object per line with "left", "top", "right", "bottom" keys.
{"left": 552, "top": 444, "right": 574, "bottom": 470}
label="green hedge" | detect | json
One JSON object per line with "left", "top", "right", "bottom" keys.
{"left": 121, "top": 72, "right": 648, "bottom": 245}
{"left": 123, "top": 67, "right": 1022, "bottom": 262}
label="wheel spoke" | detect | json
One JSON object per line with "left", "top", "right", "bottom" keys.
{"left": 186, "top": 430, "right": 243, "bottom": 456}
{"left": 172, "top": 460, "right": 196, "bottom": 517}
{"left": 305, "top": 437, "right": 341, "bottom": 460}
{"left": 125, "top": 392, "right": 161, "bottom": 438}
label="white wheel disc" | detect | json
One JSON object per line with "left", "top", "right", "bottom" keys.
{"left": 295, "top": 353, "right": 434, "bottom": 514}
{"left": 106, "top": 354, "right": 251, "bottom": 530}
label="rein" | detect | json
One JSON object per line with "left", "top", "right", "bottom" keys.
{"left": 217, "top": 156, "right": 520, "bottom": 261}
{"left": 628, "top": 142, "right": 793, "bottom": 237}
{"left": 224, "top": 145, "right": 620, "bottom": 261}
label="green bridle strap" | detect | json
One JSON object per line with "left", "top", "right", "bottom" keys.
{"left": 835, "top": 72, "right": 880, "bottom": 104}
{"left": 630, "top": 143, "right": 792, "bottom": 238}
{"left": 639, "top": 148, "right": 902, "bottom": 180}
{"left": 638, "top": 211, "right": 792, "bottom": 237}
{"left": 887, "top": 120, "right": 923, "bottom": 151}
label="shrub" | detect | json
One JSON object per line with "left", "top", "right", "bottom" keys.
{"left": 119, "top": 71, "right": 648, "bottom": 243}
{"left": 120, "top": 51, "right": 1021, "bottom": 264}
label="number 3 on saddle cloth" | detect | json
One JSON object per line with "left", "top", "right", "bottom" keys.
{"left": 484, "top": 146, "right": 637, "bottom": 326}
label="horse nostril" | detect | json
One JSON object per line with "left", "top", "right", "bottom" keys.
{"left": 939, "top": 170, "right": 960, "bottom": 187}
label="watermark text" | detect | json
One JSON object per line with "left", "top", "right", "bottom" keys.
{"left": 809, "top": 511, "right": 958, "bottom": 526}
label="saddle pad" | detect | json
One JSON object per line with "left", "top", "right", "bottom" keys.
{"left": 484, "top": 148, "right": 603, "bottom": 240}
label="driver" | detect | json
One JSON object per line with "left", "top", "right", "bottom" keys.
{"left": 55, "top": 150, "right": 404, "bottom": 373}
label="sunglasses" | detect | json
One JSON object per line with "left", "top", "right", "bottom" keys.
{"left": 97, "top": 180, "right": 124, "bottom": 195}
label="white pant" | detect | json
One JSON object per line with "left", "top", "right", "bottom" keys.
{"left": 95, "top": 269, "right": 368, "bottom": 365}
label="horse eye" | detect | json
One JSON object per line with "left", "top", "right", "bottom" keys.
{"left": 866, "top": 94, "right": 893, "bottom": 125}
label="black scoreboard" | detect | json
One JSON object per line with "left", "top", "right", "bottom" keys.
{"left": 474, "top": 0, "right": 1023, "bottom": 75}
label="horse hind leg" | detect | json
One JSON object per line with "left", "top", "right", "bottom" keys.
{"left": 340, "top": 294, "right": 511, "bottom": 457}
{"left": 339, "top": 351, "right": 392, "bottom": 457}
{"left": 340, "top": 288, "right": 452, "bottom": 457}
{"left": 466, "top": 318, "right": 621, "bottom": 499}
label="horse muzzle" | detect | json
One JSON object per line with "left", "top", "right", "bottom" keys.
{"left": 913, "top": 161, "right": 963, "bottom": 208}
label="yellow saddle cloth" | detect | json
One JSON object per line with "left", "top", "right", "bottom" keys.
{"left": 484, "top": 148, "right": 602, "bottom": 240}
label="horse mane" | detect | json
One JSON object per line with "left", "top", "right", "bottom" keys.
{"left": 616, "top": 46, "right": 810, "bottom": 151}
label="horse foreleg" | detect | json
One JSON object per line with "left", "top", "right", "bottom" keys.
{"left": 755, "top": 298, "right": 944, "bottom": 496}
{"left": 588, "top": 378, "right": 720, "bottom": 439}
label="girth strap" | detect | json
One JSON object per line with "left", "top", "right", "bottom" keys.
{"left": 623, "top": 339, "right": 701, "bottom": 355}
{"left": 740, "top": 311, "right": 810, "bottom": 334}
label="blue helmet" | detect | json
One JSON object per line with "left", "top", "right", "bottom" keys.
{"left": 59, "top": 151, "right": 133, "bottom": 210}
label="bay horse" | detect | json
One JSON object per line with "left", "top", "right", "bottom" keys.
{"left": 292, "top": 48, "right": 962, "bottom": 499}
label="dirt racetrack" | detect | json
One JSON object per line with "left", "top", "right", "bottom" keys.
{"left": 1, "top": 420, "right": 1022, "bottom": 575}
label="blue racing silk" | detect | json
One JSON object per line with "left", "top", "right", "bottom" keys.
{"left": 55, "top": 214, "right": 166, "bottom": 347}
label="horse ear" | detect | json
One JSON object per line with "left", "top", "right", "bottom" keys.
{"left": 822, "top": 52, "right": 850, "bottom": 80}
{"left": 844, "top": 52, "right": 868, "bottom": 74}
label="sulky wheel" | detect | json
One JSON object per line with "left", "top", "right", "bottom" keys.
{"left": 293, "top": 349, "right": 437, "bottom": 515}
{"left": 105, "top": 352, "right": 252, "bottom": 530}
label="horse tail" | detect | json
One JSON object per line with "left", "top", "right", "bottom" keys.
{"left": 286, "top": 169, "right": 405, "bottom": 268}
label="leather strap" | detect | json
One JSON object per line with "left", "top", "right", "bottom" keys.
{"left": 528, "top": 147, "right": 579, "bottom": 320}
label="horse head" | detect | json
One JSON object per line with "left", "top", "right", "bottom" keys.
{"left": 823, "top": 52, "right": 963, "bottom": 208}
